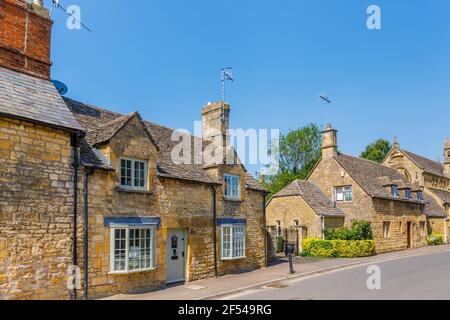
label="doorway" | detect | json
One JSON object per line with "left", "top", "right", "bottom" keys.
{"left": 166, "top": 229, "right": 187, "bottom": 284}
{"left": 407, "top": 222, "right": 412, "bottom": 249}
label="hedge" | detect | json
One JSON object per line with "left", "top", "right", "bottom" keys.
{"left": 324, "top": 220, "right": 373, "bottom": 241}
{"left": 428, "top": 233, "right": 444, "bottom": 246}
{"left": 302, "top": 238, "right": 376, "bottom": 258}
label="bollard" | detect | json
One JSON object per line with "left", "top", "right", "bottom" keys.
{"left": 288, "top": 254, "right": 295, "bottom": 274}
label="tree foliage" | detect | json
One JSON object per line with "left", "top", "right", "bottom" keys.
{"left": 360, "top": 139, "right": 391, "bottom": 163}
{"left": 263, "top": 123, "right": 321, "bottom": 199}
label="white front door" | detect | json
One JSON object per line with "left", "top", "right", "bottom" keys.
{"left": 166, "top": 229, "right": 186, "bottom": 283}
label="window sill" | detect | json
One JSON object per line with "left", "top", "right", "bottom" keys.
{"left": 108, "top": 267, "right": 157, "bottom": 275}
{"left": 221, "top": 256, "right": 246, "bottom": 261}
{"left": 223, "top": 197, "right": 243, "bottom": 203}
{"left": 116, "top": 187, "right": 153, "bottom": 195}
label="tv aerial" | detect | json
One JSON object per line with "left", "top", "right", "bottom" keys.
{"left": 318, "top": 93, "right": 331, "bottom": 125}
{"left": 49, "top": 0, "right": 92, "bottom": 32}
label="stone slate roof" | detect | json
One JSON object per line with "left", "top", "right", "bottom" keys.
{"left": 424, "top": 193, "right": 448, "bottom": 218}
{"left": 64, "top": 97, "right": 265, "bottom": 191}
{"left": 335, "top": 153, "right": 422, "bottom": 202}
{"left": 271, "top": 180, "right": 344, "bottom": 217}
{"left": 0, "top": 67, "right": 82, "bottom": 131}
{"left": 429, "top": 188, "right": 450, "bottom": 205}
{"left": 400, "top": 148, "right": 447, "bottom": 178}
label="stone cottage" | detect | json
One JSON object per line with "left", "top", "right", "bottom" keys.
{"left": 0, "top": 0, "right": 266, "bottom": 300}
{"left": 383, "top": 140, "right": 450, "bottom": 242}
{"left": 268, "top": 125, "right": 430, "bottom": 253}
{"left": 266, "top": 180, "right": 345, "bottom": 239}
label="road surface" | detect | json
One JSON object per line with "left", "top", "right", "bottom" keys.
{"left": 221, "top": 250, "right": 450, "bottom": 300}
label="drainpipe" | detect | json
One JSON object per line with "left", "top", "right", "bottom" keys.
{"left": 321, "top": 216, "right": 325, "bottom": 240}
{"left": 70, "top": 133, "right": 79, "bottom": 301}
{"left": 262, "top": 192, "right": 267, "bottom": 267}
{"left": 212, "top": 186, "right": 218, "bottom": 277}
{"left": 83, "top": 167, "right": 93, "bottom": 300}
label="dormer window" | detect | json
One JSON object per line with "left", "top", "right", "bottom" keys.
{"left": 391, "top": 185, "right": 399, "bottom": 198}
{"left": 120, "top": 158, "right": 148, "bottom": 190}
{"left": 405, "top": 189, "right": 412, "bottom": 200}
{"left": 417, "top": 191, "right": 424, "bottom": 202}
{"left": 224, "top": 174, "right": 240, "bottom": 199}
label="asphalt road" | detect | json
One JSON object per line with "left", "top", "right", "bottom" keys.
{"left": 222, "top": 250, "right": 450, "bottom": 300}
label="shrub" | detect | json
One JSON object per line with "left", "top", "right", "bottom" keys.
{"left": 324, "top": 220, "right": 373, "bottom": 241}
{"left": 302, "top": 238, "right": 376, "bottom": 258}
{"left": 428, "top": 233, "right": 444, "bottom": 246}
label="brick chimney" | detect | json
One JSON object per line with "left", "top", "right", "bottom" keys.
{"left": 321, "top": 124, "right": 338, "bottom": 159}
{"left": 0, "top": 0, "right": 52, "bottom": 79}
{"left": 444, "top": 139, "right": 450, "bottom": 175}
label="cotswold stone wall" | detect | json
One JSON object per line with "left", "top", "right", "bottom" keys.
{"left": 266, "top": 196, "right": 322, "bottom": 238}
{"left": 0, "top": 116, "right": 74, "bottom": 300}
{"left": 383, "top": 149, "right": 423, "bottom": 185}
{"left": 308, "top": 158, "right": 374, "bottom": 225}
{"left": 372, "top": 198, "right": 427, "bottom": 253}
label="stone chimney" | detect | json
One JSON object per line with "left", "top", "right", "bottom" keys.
{"left": 201, "top": 101, "right": 230, "bottom": 143}
{"left": 0, "top": 0, "right": 52, "bottom": 79}
{"left": 321, "top": 124, "right": 338, "bottom": 159}
{"left": 444, "top": 139, "right": 450, "bottom": 175}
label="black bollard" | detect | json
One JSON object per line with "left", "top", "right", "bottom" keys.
{"left": 288, "top": 254, "right": 295, "bottom": 274}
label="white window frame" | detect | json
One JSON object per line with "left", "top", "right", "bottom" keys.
{"left": 220, "top": 224, "right": 246, "bottom": 260}
{"left": 120, "top": 157, "right": 148, "bottom": 191}
{"left": 224, "top": 174, "right": 241, "bottom": 200}
{"left": 334, "top": 186, "right": 352, "bottom": 202}
{"left": 109, "top": 225, "right": 156, "bottom": 274}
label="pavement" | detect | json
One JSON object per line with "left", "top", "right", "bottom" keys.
{"left": 104, "top": 244, "right": 450, "bottom": 300}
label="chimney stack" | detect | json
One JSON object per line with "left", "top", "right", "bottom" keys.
{"left": 201, "top": 101, "right": 230, "bottom": 143}
{"left": 0, "top": 0, "right": 52, "bottom": 79}
{"left": 444, "top": 139, "right": 450, "bottom": 175}
{"left": 321, "top": 124, "right": 338, "bottom": 159}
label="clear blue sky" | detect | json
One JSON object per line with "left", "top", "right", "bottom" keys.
{"left": 49, "top": 0, "right": 450, "bottom": 174}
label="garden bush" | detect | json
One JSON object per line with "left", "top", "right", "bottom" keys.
{"left": 428, "top": 233, "right": 444, "bottom": 246}
{"left": 302, "top": 238, "right": 376, "bottom": 258}
{"left": 324, "top": 220, "right": 373, "bottom": 241}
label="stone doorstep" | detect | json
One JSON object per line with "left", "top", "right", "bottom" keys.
{"left": 196, "top": 245, "right": 450, "bottom": 300}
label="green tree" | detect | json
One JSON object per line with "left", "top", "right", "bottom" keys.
{"left": 263, "top": 123, "right": 321, "bottom": 199}
{"left": 360, "top": 139, "right": 391, "bottom": 163}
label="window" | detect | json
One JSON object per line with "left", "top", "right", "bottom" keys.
{"left": 224, "top": 174, "right": 240, "bottom": 199}
{"left": 120, "top": 158, "right": 148, "bottom": 189}
{"left": 276, "top": 220, "right": 282, "bottom": 237}
{"left": 405, "top": 189, "right": 412, "bottom": 200}
{"left": 294, "top": 220, "right": 299, "bottom": 227}
{"left": 417, "top": 191, "right": 424, "bottom": 202}
{"left": 221, "top": 225, "right": 245, "bottom": 260}
{"left": 383, "top": 222, "right": 391, "bottom": 238}
{"left": 334, "top": 186, "right": 352, "bottom": 202}
{"left": 420, "top": 221, "right": 426, "bottom": 236}
{"left": 110, "top": 226, "right": 155, "bottom": 273}
{"left": 391, "top": 185, "right": 399, "bottom": 198}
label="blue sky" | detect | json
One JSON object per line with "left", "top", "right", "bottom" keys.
{"left": 49, "top": 0, "right": 450, "bottom": 174}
